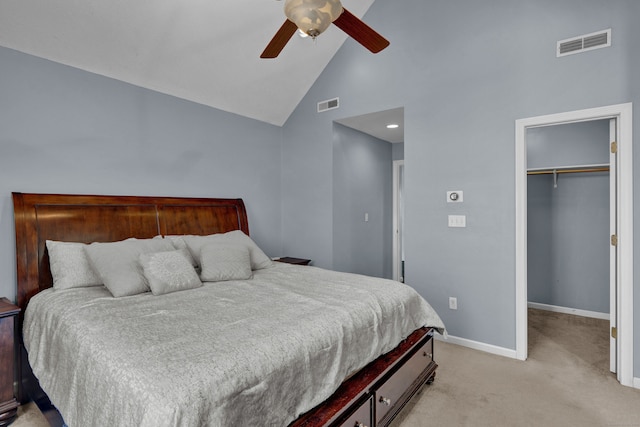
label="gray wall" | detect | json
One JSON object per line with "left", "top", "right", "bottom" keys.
{"left": 527, "top": 120, "right": 611, "bottom": 169}
{"left": 3, "top": 0, "right": 640, "bottom": 379}
{"left": 528, "top": 173, "right": 610, "bottom": 312}
{"left": 527, "top": 120, "right": 610, "bottom": 313}
{"left": 332, "top": 123, "right": 392, "bottom": 278}
{"left": 0, "top": 47, "right": 283, "bottom": 303}
{"left": 280, "top": 0, "right": 640, "bottom": 375}
{"left": 392, "top": 142, "right": 404, "bottom": 161}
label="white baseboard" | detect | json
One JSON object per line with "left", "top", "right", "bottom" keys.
{"left": 633, "top": 377, "right": 640, "bottom": 390}
{"left": 528, "top": 302, "right": 610, "bottom": 320}
{"left": 434, "top": 334, "right": 517, "bottom": 359}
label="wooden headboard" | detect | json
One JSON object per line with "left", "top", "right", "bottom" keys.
{"left": 12, "top": 193, "right": 249, "bottom": 312}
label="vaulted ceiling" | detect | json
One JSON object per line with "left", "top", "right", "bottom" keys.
{"left": 0, "top": 0, "right": 376, "bottom": 126}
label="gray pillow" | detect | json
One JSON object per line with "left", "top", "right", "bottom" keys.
{"left": 85, "top": 238, "right": 175, "bottom": 297}
{"left": 199, "top": 244, "right": 252, "bottom": 282}
{"left": 139, "top": 249, "right": 202, "bottom": 295}
{"left": 183, "top": 230, "right": 273, "bottom": 270}
{"left": 161, "top": 235, "right": 198, "bottom": 267}
{"left": 46, "top": 240, "right": 102, "bottom": 290}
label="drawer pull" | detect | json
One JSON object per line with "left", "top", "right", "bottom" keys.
{"left": 354, "top": 423, "right": 369, "bottom": 427}
{"left": 379, "top": 396, "right": 392, "bottom": 406}
{"left": 423, "top": 351, "right": 433, "bottom": 359}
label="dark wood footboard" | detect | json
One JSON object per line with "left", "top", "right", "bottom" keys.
{"left": 291, "top": 327, "right": 436, "bottom": 427}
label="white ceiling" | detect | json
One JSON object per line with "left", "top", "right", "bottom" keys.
{"left": 0, "top": 0, "right": 376, "bottom": 126}
{"left": 335, "top": 107, "right": 404, "bottom": 143}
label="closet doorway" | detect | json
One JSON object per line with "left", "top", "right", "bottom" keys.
{"left": 526, "top": 119, "right": 612, "bottom": 371}
{"left": 515, "top": 103, "right": 633, "bottom": 387}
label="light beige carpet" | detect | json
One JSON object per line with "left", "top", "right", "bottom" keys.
{"left": 391, "top": 309, "right": 640, "bottom": 427}
{"left": 12, "top": 309, "right": 640, "bottom": 427}
{"left": 12, "top": 402, "right": 48, "bottom": 427}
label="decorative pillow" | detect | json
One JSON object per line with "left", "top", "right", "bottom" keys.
{"left": 139, "top": 250, "right": 202, "bottom": 295}
{"left": 199, "top": 244, "right": 252, "bottom": 282}
{"left": 161, "top": 235, "right": 198, "bottom": 267}
{"left": 85, "top": 238, "right": 175, "bottom": 297}
{"left": 183, "top": 230, "right": 273, "bottom": 270}
{"left": 46, "top": 240, "right": 102, "bottom": 290}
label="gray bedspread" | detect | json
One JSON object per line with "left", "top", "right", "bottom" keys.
{"left": 24, "top": 263, "right": 445, "bottom": 427}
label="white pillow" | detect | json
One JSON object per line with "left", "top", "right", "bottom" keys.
{"left": 161, "top": 235, "right": 198, "bottom": 267}
{"left": 139, "top": 250, "right": 202, "bottom": 295}
{"left": 46, "top": 240, "right": 102, "bottom": 290}
{"left": 85, "top": 238, "right": 175, "bottom": 297}
{"left": 199, "top": 244, "right": 252, "bottom": 282}
{"left": 183, "top": 230, "right": 273, "bottom": 270}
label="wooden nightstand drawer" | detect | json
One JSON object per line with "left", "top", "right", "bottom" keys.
{"left": 0, "top": 298, "right": 20, "bottom": 426}
{"left": 275, "top": 257, "right": 312, "bottom": 265}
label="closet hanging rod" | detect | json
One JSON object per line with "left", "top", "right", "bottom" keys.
{"left": 527, "top": 163, "right": 610, "bottom": 176}
{"left": 527, "top": 166, "right": 609, "bottom": 175}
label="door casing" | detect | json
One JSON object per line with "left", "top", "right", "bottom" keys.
{"left": 392, "top": 160, "right": 404, "bottom": 282}
{"left": 515, "top": 103, "right": 633, "bottom": 387}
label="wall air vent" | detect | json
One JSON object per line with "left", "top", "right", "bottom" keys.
{"left": 317, "top": 97, "right": 339, "bottom": 113}
{"left": 557, "top": 29, "right": 611, "bottom": 57}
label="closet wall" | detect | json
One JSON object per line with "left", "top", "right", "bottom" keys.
{"left": 527, "top": 120, "right": 610, "bottom": 314}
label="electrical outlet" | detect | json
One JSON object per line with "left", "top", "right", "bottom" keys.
{"left": 449, "top": 297, "right": 458, "bottom": 310}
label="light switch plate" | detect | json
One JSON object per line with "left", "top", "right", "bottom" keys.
{"left": 448, "top": 215, "right": 466, "bottom": 227}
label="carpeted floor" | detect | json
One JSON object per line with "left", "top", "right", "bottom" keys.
{"left": 12, "top": 309, "right": 640, "bottom": 426}
{"left": 391, "top": 308, "right": 640, "bottom": 427}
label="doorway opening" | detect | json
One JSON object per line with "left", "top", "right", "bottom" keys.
{"left": 526, "top": 119, "right": 612, "bottom": 372}
{"left": 515, "top": 103, "right": 633, "bottom": 387}
{"left": 333, "top": 107, "right": 404, "bottom": 280}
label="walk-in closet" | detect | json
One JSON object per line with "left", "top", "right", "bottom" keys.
{"left": 526, "top": 119, "right": 611, "bottom": 365}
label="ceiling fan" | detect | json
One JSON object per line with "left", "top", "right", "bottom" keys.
{"left": 261, "top": 0, "right": 390, "bottom": 59}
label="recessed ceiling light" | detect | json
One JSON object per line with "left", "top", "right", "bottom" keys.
{"left": 386, "top": 124, "right": 399, "bottom": 129}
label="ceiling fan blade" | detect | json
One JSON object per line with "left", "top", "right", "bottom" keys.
{"left": 261, "top": 20, "right": 298, "bottom": 58}
{"left": 333, "top": 8, "right": 390, "bottom": 53}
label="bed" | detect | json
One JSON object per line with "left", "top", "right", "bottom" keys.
{"left": 12, "top": 192, "right": 445, "bottom": 427}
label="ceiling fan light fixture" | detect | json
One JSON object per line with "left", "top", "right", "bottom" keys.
{"left": 284, "top": 0, "right": 343, "bottom": 38}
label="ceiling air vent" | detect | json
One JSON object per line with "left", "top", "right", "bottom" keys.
{"left": 318, "top": 97, "right": 339, "bottom": 113}
{"left": 557, "top": 29, "right": 611, "bottom": 57}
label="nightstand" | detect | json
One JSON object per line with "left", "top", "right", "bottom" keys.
{"left": 275, "top": 257, "right": 312, "bottom": 266}
{"left": 0, "top": 298, "right": 20, "bottom": 426}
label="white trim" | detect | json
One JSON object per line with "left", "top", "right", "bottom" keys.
{"left": 515, "top": 103, "right": 633, "bottom": 387}
{"left": 633, "top": 377, "right": 640, "bottom": 390}
{"left": 609, "top": 117, "right": 617, "bottom": 374}
{"left": 515, "top": 120, "right": 528, "bottom": 361}
{"left": 528, "top": 302, "right": 610, "bottom": 320}
{"left": 392, "top": 160, "right": 404, "bottom": 282}
{"left": 434, "top": 334, "right": 517, "bottom": 359}
{"left": 617, "top": 104, "right": 634, "bottom": 387}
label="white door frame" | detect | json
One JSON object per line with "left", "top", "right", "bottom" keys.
{"left": 609, "top": 118, "right": 619, "bottom": 374}
{"left": 609, "top": 118, "right": 618, "bottom": 373}
{"left": 392, "top": 160, "right": 404, "bottom": 282}
{"left": 515, "top": 103, "right": 633, "bottom": 387}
